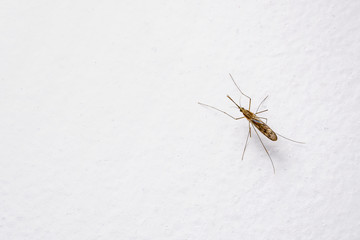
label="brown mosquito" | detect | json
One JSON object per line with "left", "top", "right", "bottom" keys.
{"left": 198, "top": 74, "right": 304, "bottom": 173}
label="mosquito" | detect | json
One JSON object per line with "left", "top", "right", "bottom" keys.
{"left": 198, "top": 74, "right": 304, "bottom": 173}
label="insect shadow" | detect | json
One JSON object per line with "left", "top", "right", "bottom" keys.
{"left": 198, "top": 74, "right": 304, "bottom": 173}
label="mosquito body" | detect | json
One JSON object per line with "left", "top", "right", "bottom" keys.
{"left": 199, "top": 74, "right": 304, "bottom": 173}
{"left": 226, "top": 95, "right": 277, "bottom": 141}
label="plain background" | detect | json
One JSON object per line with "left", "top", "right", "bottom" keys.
{"left": 1, "top": 0, "right": 360, "bottom": 239}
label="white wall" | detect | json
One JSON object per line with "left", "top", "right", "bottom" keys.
{"left": 1, "top": 0, "right": 359, "bottom": 239}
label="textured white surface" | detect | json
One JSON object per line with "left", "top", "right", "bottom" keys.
{"left": 1, "top": 0, "right": 360, "bottom": 239}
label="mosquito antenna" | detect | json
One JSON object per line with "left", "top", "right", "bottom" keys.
{"left": 275, "top": 132, "right": 305, "bottom": 144}
{"left": 256, "top": 95, "right": 268, "bottom": 114}
{"left": 252, "top": 124, "right": 276, "bottom": 174}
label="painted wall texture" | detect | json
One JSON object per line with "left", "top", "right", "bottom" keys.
{"left": 1, "top": 0, "right": 359, "bottom": 239}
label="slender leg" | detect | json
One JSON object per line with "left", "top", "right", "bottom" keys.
{"left": 242, "top": 127, "right": 251, "bottom": 160}
{"left": 248, "top": 121, "right": 251, "bottom": 137}
{"left": 229, "top": 73, "right": 252, "bottom": 110}
{"left": 256, "top": 109, "right": 268, "bottom": 114}
{"left": 275, "top": 132, "right": 305, "bottom": 144}
{"left": 198, "top": 102, "right": 244, "bottom": 120}
{"left": 251, "top": 124, "right": 276, "bottom": 174}
{"left": 256, "top": 95, "right": 268, "bottom": 114}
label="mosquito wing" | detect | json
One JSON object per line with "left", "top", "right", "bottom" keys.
{"left": 251, "top": 118, "right": 277, "bottom": 141}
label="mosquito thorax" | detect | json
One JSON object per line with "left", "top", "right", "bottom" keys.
{"left": 240, "top": 108, "right": 253, "bottom": 119}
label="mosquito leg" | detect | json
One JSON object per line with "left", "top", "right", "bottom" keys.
{"left": 198, "top": 102, "right": 244, "bottom": 120}
{"left": 256, "top": 109, "right": 268, "bottom": 114}
{"left": 274, "top": 132, "right": 305, "bottom": 144}
{"left": 242, "top": 127, "right": 251, "bottom": 160}
{"left": 248, "top": 121, "right": 251, "bottom": 138}
{"left": 251, "top": 124, "right": 276, "bottom": 174}
{"left": 255, "top": 95, "right": 268, "bottom": 114}
{"left": 229, "top": 73, "right": 252, "bottom": 110}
